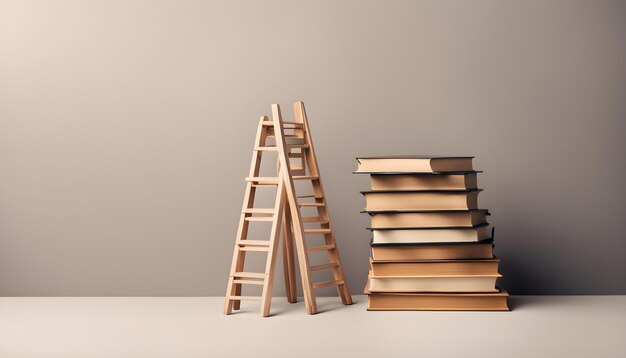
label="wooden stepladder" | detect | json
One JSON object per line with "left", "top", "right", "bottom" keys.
{"left": 224, "top": 101, "right": 352, "bottom": 317}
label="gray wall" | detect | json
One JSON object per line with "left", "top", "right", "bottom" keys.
{"left": 1, "top": 0, "right": 625, "bottom": 296}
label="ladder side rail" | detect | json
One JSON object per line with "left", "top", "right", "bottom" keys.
{"left": 260, "top": 180, "right": 286, "bottom": 316}
{"left": 224, "top": 117, "right": 270, "bottom": 314}
{"left": 295, "top": 101, "right": 353, "bottom": 305}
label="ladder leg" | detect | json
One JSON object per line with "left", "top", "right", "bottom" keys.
{"left": 224, "top": 242, "right": 247, "bottom": 314}
{"left": 224, "top": 278, "right": 237, "bottom": 314}
{"left": 260, "top": 185, "right": 286, "bottom": 317}
{"left": 232, "top": 252, "right": 245, "bottom": 310}
{"left": 282, "top": 204, "right": 297, "bottom": 303}
{"left": 290, "top": 204, "right": 317, "bottom": 314}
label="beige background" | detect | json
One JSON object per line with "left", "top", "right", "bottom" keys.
{"left": 1, "top": 0, "right": 624, "bottom": 296}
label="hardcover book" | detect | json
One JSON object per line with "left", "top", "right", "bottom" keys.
{"left": 361, "top": 190, "right": 481, "bottom": 211}
{"left": 355, "top": 156, "right": 474, "bottom": 173}
{"left": 366, "top": 209, "right": 489, "bottom": 228}
{"left": 369, "top": 257, "right": 500, "bottom": 276}
{"left": 370, "top": 241, "right": 494, "bottom": 261}
{"left": 369, "top": 173, "right": 478, "bottom": 190}
{"left": 370, "top": 224, "right": 492, "bottom": 244}
{"left": 364, "top": 284, "right": 510, "bottom": 311}
{"left": 367, "top": 274, "right": 500, "bottom": 293}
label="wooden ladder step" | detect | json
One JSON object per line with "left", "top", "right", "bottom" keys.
{"left": 233, "top": 272, "right": 267, "bottom": 279}
{"left": 288, "top": 152, "right": 304, "bottom": 158}
{"left": 309, "top": 263, "right": 339, "bottom": 271}
{"left": 228, "top": 295, "right": 263, "bottom": 301}
{"left": 298, "top": 202, "right": 325, "bottom": 207}
{"left": 254, "top": 146, "right": 278, "bottom": 151}
{"left": 239, "top": 246, "right": 270, "bottom": 252}
{"left": 304, "top": 228, "right": 332, "bottom": 234}
{"left": 251, "top": 183, "right": 280, "bottom": 188}
{"left": 313, "top": 280, "right": 344, "bottom": 289}
{"left": 262, "top": 120, "right": 303, "bottom": 128}
{"left": 243, "top": 208, "right": 275, "bottom": 214}
{"left": 246, "top": 177, "right": 279, "bottom": 184}
{"left": 233, "top": 279, "right": 265, "bottom": 285}
{"left": 302, "top": 216, "right": 329, "bottom": 223}
{"left": 297, "top": 194, "right": 322, "bottom": 199}
{"left": 293, "top": 176, "right": 319, "bottom": 180}
{"left": 288, "top": 144, "right": 309, "bottom": 149}
{"left": 307, "top": 244, "right": 335, "bottom": 252}
{"left": 244, "top": 217, "right": 274, "bottom": 222}
{"left": 237, "top": 240, "right": 271, "bottom": 246}
{"left": 267, "top": 133, "right": 301, "bottom": 139}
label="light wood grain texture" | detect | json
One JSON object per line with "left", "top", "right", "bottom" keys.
{"left": 295, "top": 101, "right": 353, "bottom": 306}
{"left": 225, "top": 102, "right": 352, "bottom": 316}
{"left": 224, "top": 116, "right": 287, "bottom": 317}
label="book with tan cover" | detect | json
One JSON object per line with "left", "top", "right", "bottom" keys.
{"left": 370, "top": 257, "right": 500, "bottom": 276}
{"left": 370, "top": 173, "right": 478, "bottom": 190}
{"left": 364, "top": 283, "right": 510, "bottom": 311}
{"left": 370, "top": 224, "right": 492, "bottom": 244}
{"left": 367, "top": 210, "right": 489, "bottom": 228}
{"left": 362, "top": 189, "right": 481, "bottom": 211}
{"left": 370, "top": 241, "right": 494, "bottom": 261}
{"left": 355, "top": 156, "right": 474, "bottom": 173}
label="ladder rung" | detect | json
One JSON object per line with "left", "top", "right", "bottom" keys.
{"left": 302, "top": 216, "right": 329, "bottom": 223}
{"left": 261, "top": 121, "right": 303, "bottom": 128}
{"left": 307, "top": 244, "right": 335, "bottom": 252}
{"left": 297, "top": 194, "right": 321, "bottom": 199}
{"left": 228, "top": 295, "right": 263, "bottom": 301}
{"left": 237, "top": 240, "right": 271, "bottom": 246}
{"left": 288, "top": 144, "right": 309, "bottom": 149}
{"left": 293, "top": 176, "right": 319, "bottom": 180}
{"left": 285, "top": 139, "right": 305, "bottom": 145}
{"left": 283, "top": 121, "right": 303, "bottom": 127}
{"left": 239, "top": 246, "right": 270, "bottom": 252}
{"left": 288, "top": 152, "right": 304, "bottom": 158}
{"left": 304, "top": 229, "right": 332, "bottom": 234}
{"left": 267, "top": 134, "right": 302, "bottom": 139}
{"left": 244, "top": 217, "right": 274, "bottom": 222}
{"left": 298, "top": 202, "right": 325, "bottom": 207}
{"left": 246, "top": 177, "right": 279, "bottom": 184}
{"left": 313, "top": 280, "right": 344, "bottom": 289}
{"left": 233, "top": 272, "right": 267, "bottom": 279}
{"left": 254, "top": 146, "right": 278, "bottom": 151}
{"left": 243, "top": 209, "right": 275, "bottom": 214}
{"left": 251, "top": 183, "right": 279, "bottom": 187}
{"left": 309, "top": 263, "right": 338, "bottom": 271}
{"left": 233, "top": 279, "right": 265, "bottom": 285}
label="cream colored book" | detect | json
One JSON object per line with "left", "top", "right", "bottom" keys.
{"left": 367, "top": 210, "right": 488, "bottom": 228}
{"left": 370, "top": 173, "right": 478, "bottom": 190}
{"left": 371, "top": 225, "right": 491, "bottom": 244}
{"left": 355, "top": 156, "right": 474, "bottom": 173}
{"left": 362, "top": 190, "right": 481, "bottom": 211}
{"left": 367, "top": 274, "right": 500, "bottom": 293}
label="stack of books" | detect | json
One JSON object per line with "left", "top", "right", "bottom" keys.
{"left": 355, "top": 156, "right": 509, "bottom": 311}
